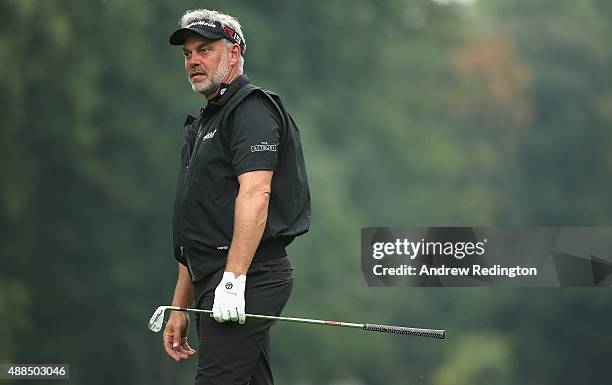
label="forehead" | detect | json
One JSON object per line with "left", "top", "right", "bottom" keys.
{"left": 183, "top": 33, "right": 221, "bottom": 49}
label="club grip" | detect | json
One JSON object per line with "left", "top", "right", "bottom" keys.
{"left": 363, "top": 323, "right": 445, "bottom": 339}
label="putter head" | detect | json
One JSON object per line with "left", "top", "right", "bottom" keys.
{"left": 148, "top": 306, "right": 167, "bottom": 332}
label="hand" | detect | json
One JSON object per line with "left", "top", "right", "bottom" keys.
{"left": 212, "top": 271, "right": 246, "bottom": 324}
{"left": 163, "top": 310, "right": 196, "bottom": 362}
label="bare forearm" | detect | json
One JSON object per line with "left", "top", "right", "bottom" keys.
{"left": 225, "top": 182, "right": 271, "bottom": 276}
{"left": 171, "top": 263, "right": 195, "bottom": 307}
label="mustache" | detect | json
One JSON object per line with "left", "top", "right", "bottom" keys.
{"left": 189, "top": 69, "right": 208, "bottom": 78}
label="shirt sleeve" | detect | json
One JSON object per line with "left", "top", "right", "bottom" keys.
{"left": 229, "top": 92, "right": 282, "bottom": 175}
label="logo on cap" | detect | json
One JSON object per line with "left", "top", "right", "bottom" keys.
{"left": 187, "top": 20, "right": 217, "bottom": 29}
{"left": 223, "top": 27, "right": 235, "bottom": 38}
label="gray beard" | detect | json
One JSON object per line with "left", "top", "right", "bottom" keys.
{"left": 189, "top": 51, "right": 231, "bottom": 98}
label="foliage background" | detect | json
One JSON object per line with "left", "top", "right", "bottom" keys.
{"left": 1, "top": 0, "right": 610, "bottom": 384}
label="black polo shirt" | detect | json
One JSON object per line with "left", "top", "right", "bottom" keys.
{"left": 172, "top": 75, "right": 310, "bottom": 281}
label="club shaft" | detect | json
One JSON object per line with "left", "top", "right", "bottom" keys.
{"left": 164, "top": 306, "right": 445, "bottom": 339}
{"left": 166, "top": 306, "right": 363, "bottom": 327}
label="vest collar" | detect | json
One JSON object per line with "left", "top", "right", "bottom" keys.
{"left": 205, "top": 75, "right": 250, "bottom": 110}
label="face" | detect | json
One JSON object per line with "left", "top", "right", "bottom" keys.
{"left": 183, "top": 34, "right": 232, "bottom": 97}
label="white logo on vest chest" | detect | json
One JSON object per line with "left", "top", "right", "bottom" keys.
{"left": 202, "top": 129, "right": 217, "bottom": 141}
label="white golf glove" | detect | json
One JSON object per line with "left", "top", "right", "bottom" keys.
{"left": 212, "top": 271, "right": 246, "bottom": 324}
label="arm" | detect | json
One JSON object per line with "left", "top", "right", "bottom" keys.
{"left": 225, "top": 170, "right": 274, "bottom": 276}
{"left": 212, "top": 170, "right": 273, "bottom": 324}
{"left": 171, "top": 263, "right": 195, "bottom": 307}
{"left": 163, "top": 263, "right": 196, "bottom": 361}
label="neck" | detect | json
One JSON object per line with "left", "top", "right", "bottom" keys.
{"left": 204, "top": 69, "right": 242, "bottom": 101}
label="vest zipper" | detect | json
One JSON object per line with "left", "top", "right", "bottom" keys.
{"left": 184, "top": 121, "right": 206, "bottom": 176}
{"left": 177, "top": 115, "right": 208, "bottom": 268}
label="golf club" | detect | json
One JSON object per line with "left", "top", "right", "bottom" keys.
{"left": 148, "top": 305, "right": 445, "bottom": 339}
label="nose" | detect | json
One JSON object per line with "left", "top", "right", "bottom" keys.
{"left": 185, "top": 52, "right": 204, "bottom": 69}
{"left": 186, "top": 56, "right": 199, "bottom": 68}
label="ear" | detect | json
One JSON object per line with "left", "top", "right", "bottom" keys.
{"left": 230, "top": 44, "right": 241, "bottom": 66}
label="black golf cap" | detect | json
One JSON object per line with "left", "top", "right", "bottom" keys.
{"left": 169, "top": 19, "right": 245, "bottom": 55}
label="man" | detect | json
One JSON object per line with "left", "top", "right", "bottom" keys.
{"left": 163, "top": 8, "right": 311, "bottom": 385}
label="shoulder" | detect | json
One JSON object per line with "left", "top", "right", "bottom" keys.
{"left": 231, "top": 88, "right": 282, "bottom": 124}
{"left": 234, "top": 89, "right": 277, "bottom": 113}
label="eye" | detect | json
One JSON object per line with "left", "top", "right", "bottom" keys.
{"left": 199, "top": 47, "right": 210, "bottom": 54}
{"left": 183, "top": 52, "right": 190, "bottom": 59}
